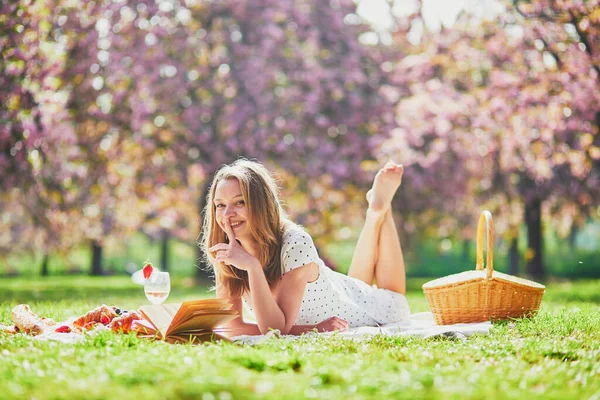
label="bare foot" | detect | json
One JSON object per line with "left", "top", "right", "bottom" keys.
{"left": 366, "top": 161, "right": 403, "bottom": 214}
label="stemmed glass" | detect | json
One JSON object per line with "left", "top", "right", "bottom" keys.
{"left": 144, "top": 271, "right": 171, "bottom": 305}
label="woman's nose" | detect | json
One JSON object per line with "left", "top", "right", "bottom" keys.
{"left": 223, "top": 205, "right": 236, "bottom": 217}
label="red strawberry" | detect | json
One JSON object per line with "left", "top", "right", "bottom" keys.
{"left": 143, "top": 263, "right": 154, "bottom": 279}
{"left": 100, "top": 315, "right": 111, "bottom": 325}
{"left": 55, "top": 325, "right": 71, "bottom": 333}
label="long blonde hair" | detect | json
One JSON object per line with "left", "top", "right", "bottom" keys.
{"left": 201, "top": 159, "right": 289, "bottom": 298}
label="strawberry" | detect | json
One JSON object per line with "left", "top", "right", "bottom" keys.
{"left": 143, "top": 263, "right": 154, "bottom": 279}
{"left": 100, "top": 315, "right": 111, "bottom": 325}
{"left": 55, "top": 325, "right": 71, "bottom": 333}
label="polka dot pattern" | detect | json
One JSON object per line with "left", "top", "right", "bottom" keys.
{"left": 244, "top": 226, "right": 410, "bottom": 328}
{"left": 281, "top": 229, "right": 320, "bottom": 274}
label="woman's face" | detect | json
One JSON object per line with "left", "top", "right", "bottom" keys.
{"left": 213, "top": 178, "right": 250, "bottom": 240}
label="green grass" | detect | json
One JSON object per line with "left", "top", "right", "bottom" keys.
{"left": 1, "top": 277, "right": 599, "bottom": 399}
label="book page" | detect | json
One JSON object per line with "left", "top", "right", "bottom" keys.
{"left": 170, "top": 299, "right": 234, "bottom": 328}
{"left": 171, "top": 312, "right": 237, "bottom": 335}
{"left": 182, "top": 299, "right": 232, "bottom": 312}
{"left": 139, "top": 303, "right": 182, "bottom": 338}
{"left": 139, "top": 299, "right": 237, "bottom": 339}
{"left": 169, "top": 299, "right": 230, "bottom": 327}
{"left": 175, "top": 309, "right": 238, "bottom": 327}
{"left": 132, "top": 318, "right": 159, "bottom": 336}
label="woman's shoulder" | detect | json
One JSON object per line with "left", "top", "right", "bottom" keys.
{"left": 280, "top": 221, "right": 320, "bottom": 271}
{"left": 282, "top": 221, "right": 314, "bottom": 247}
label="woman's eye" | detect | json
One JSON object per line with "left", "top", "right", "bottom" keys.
{"left": 215, "top": 204, "right": 225, "bottom": 208}
{"left": 237, "top": 200, "right": 245, "bottom": 205}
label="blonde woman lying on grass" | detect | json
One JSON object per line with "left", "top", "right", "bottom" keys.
{"left": 203, "top": 159, "right": 410, "bottom": 336}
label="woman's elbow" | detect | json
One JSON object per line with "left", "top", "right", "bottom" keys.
{"left": 279, "top": 320, "right": 297, "bottom": 335}
{"left": 279, "top": 326, "right": 293, "bottom": 335}
{"left": 259, "top": 320, "right": 289, "bottom": 335}
{"left": 257, "top": 325, "right": 269, "bottom": 335}
{"left": 259, "top": 325, "right": 284, "bottom": 335}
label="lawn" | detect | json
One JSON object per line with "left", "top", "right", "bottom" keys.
{"left": 0, "top": 277, "right": 599, "bottom": 400}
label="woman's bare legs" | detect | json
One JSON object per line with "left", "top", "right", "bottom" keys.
{"left": 346, "top": 209, "right": 384, "bottom": 286}
{"left": 347, "top": 162, "right": 406, "bottom": 295}
{"left": 374, "top": 210, "right": 406, "bottom": 294}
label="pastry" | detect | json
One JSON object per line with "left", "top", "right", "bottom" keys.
{"left": 109, "top": 311, "right": 143, "bottom": 334}
{"left": 11, "top": 304, "right": 56, "bottom": 335}
{"left": 73, "top": 304, "right": 118, "bottom": 328}
{"left": 0, "top": 324, "right": 18, "bottom": 334}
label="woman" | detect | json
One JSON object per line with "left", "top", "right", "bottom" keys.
{"left": 202, "top": 159, "right": 410, "bottom": 336}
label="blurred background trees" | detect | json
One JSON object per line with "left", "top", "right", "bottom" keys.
{"left": 1, "top": 0, "right": 599, "bottom": 281}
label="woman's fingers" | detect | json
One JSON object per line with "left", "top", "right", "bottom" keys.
{"left": 215, "top": 257, "right": 230, "bottom": 265}
{"left": 321, "top": 316, "right": 348, "bottom": 331}
{"left": 215, "top": 249, "right": 230, "bottom": 260}
{"left": 209, "top": 219, "right": 237, "bottom": 251}
{"left": 334, "top": 317, "right": 348, "bottom": 330}
{"left": 223, "top": 218, "right": 236, "bottom": 243}
{"left": 335, "top": 322, "right": 347, "bottom": 330}
{"left": 209, "top": 243, "right": 229, "bottom": 252}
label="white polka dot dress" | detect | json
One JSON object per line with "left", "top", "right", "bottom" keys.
{"left": 244, "top": 225, "right": 410, "bottom": 328}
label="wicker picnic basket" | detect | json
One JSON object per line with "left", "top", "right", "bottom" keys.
{"left": 422, "top": 210, "right": 545, "bottom": 325}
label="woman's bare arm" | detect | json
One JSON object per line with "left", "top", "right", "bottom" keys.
{"left": 247, "top": 261, "right": 314, "bottom": 334}
{"left": 217, "top": 272, "right": 348, "bottom": 337}
{"left": 212, "top": 220, "right": 310, "bottom": 335}
{"left": 288, "top": 316, "right": 348, "bottom": 335}
{"left": 215, "top": 282, "right": 261, "bottom": 337}
{"left": 288, "top": 324, "right": 317, "bottom": 335}
{"left": 216, "top": 273, "right": 307, "bottom": 337}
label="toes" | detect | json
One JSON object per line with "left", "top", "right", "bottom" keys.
{"left": 382, "top": 164, "right": 403, "bottom": 174}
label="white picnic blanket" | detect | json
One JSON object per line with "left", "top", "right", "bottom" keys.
{"left": 29, "top": 317, "right": 109, "bottom": 344}
{"left": 20, "top": 312, "right": 491, "bottom": 345}
{"left": 232, "top": 312, "right": 492, "bottom": 345}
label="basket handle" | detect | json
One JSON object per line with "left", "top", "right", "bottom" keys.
{"left": 475, "top": 210, "right": 494, "bottom": 279}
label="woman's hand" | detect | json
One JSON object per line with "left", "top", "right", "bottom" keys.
{"left": 316, "top": 316, "right": 349, "bottom": 332}
{"left": 209, "top": 219, "right": 260, "bottom": 272}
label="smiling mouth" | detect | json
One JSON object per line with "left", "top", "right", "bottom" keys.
{"left": 229, "top": 221, "right": 244, "bottom": 228}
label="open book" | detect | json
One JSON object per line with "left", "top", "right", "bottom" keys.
{"left": 138, "top": 299, "right": 238, "bottom": 344}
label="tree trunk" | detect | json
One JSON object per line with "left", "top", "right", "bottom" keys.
{"left": 195, "top": 179, "right": 214, "bottom": 284}
{"left": 160, "top": 229, "right": 169, "bottom": 272}
{"left": 90, "top": 240, "right": 103, "bottom": 276}
{"left": 525, "top": 199, "right": 544, "bottom": 280}
{"left": 568, "top": 224, "right": 578, "bottom": 252}
{"left": 509, "top": 237, "right": 519, "bottom": 276}
{"left": 40, "top": 253, "right": 49, "bottom": 276}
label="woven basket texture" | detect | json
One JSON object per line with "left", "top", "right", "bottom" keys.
{"left": 422, "top": 211, "right": 545, "bottom": 325}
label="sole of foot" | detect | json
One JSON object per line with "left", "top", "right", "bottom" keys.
{"left": 367, "top": 162, "right": 403, "bottom": 214}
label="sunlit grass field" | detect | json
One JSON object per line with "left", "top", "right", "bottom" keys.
{"left": 1, "top": 277, "right": 599, "bottom": 399}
